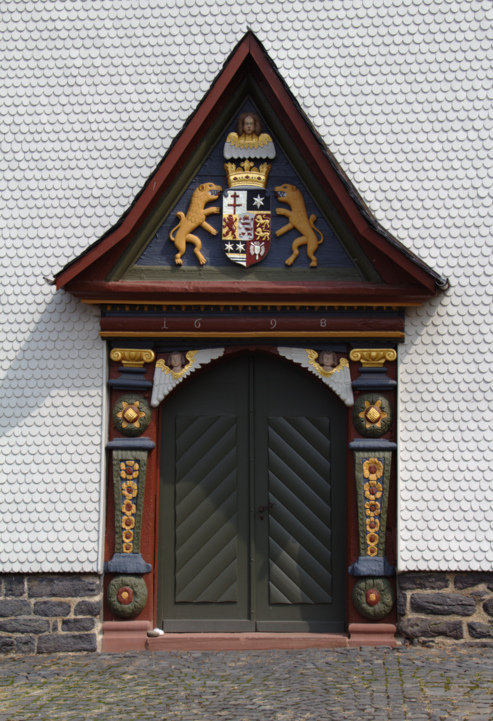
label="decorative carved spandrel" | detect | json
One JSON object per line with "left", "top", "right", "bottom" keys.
{"left": 150, "top": 348, "right": 225, "bottom": 407}
{"left": 277, "top": 347, "right": 354, "bottom": 406}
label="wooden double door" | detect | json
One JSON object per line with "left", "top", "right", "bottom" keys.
{"left": 157, "top": 352, "right": 346, "bottom": 632}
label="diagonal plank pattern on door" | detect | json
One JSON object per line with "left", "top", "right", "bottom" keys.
{"left": 267, "top": 416, "right": 332, "bottom": 604}
{"left": 174, "top": 416, "right": 238, "bottom": 603}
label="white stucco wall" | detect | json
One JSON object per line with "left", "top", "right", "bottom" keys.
{"left": 1, "top": 0, "right": 492, "bottom": 572}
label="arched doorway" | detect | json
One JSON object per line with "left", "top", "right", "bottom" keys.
{"left": 156, "top": 351, "right": 346, "bottom": 632}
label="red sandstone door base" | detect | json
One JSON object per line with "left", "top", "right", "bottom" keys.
{"left": 101, "top": 622, "right": 397, "bottom": 652}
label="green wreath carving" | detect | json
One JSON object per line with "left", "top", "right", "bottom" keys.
{"left": 107, "top": 575, "right": 148, "bottom": 618}
{"left": 352, "top": 577, "right": 394, "bottom": 620}
{"left": 112, "top": 394, "right": 151, "bottom": 437}
{"left": 352, "top": 393, "right": 393, "bottom": 438}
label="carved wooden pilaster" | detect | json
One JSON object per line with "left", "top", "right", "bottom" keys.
{"left": 105, "top": 439, "right": 155, "bottom": 575}
{"left": 348, "top": 439, "right": 395, "bottom": 577}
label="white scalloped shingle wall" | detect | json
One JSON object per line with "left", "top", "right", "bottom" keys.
{"left": 1, "top": 0, "right": 492, "bottom": 571}
{"left": 0, "top": 289, "right": 104, "bottom": 572}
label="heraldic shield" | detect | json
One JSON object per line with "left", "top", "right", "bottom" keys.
{"left": 222, "top": 188, "right": 271, "bottom": 267}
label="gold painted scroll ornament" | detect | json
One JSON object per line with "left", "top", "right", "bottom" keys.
{"left": 349, "top": 349, "right": 397, "bottom": 367}
{"left": 110, "top": 349, "right": 156, "bottom": 367}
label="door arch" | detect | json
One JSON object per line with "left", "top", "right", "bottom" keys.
{"left": 156, "top": 351, "right": 346, "bottom": 632}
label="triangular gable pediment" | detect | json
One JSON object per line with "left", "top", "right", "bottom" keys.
{"left": 118, "top": 96, "right": 378, "bottom": 285}
{"left": 55, "top": 32, "right": 444, "bottom": 304}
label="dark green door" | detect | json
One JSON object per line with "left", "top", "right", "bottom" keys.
{"left": 157, "top": 353, "right": 346, "bottom": 632}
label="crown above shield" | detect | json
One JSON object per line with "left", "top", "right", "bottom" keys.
{"left": 224, "top": 160, "right": 271, "bottom": 188}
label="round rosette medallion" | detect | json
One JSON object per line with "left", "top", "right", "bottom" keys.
{"left": 352, "top": 577, "right": 394, "bottom": 620}
{"left": 353, "top": 394, "right": 393, "bottom": 438}
{"left": 112, "top": 394, "right": 151, "bottom": 437}
{"left": 107, "top": 575, "right": 148, "bottom": 618}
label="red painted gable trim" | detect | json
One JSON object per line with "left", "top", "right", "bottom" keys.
{"left": 56, "top": 33, "right": 438, "bottom": 298}
{"left": 68, "top": 280, "right": 431, "bottom": 304}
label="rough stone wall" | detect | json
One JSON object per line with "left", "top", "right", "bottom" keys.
{"left": 0, "top": 574, "right": 102, "bottom": 655}
{"left": 2, "top": 0, "right": 493, "bottom": 576}
{"left": 398, "top": 573, "right": 493, "bottom": 644}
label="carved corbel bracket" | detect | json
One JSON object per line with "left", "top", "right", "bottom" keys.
{"left": 350, "top": 348, "right": 397, "bottom": 390}
{"left": 349, "top": 349, "right": 396, "bottom": 367}
{"left": 110, "top": 348, "right": 156, "bottom": 367}
{"left": 108, "top": 347, "right": 155, "bottom": 391}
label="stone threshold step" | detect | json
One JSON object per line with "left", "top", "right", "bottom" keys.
{"left": 101, "top": 622, "right": 397, "bottom": 652}
{"left": 146, "top": 633, "right": 350, "bottom": 651}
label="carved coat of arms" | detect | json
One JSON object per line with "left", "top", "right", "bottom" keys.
{"left": 167, "top": 110, "right": 324, "bottom": 268}
{"left": 220, "top": 112, "right": 274, "bottom": 267}
{"left": 222, "top": 188, "right": 271, "bottom": 267}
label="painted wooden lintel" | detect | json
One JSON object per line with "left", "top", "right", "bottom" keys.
{"left": 100, "top": 331, "right": 405, "bottom": 338}
{"left": 84, "top": 299, "right": 421, "bottom": 308}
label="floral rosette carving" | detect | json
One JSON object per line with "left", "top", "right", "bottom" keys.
{"left": 352, "top": 577, "right": 394, "bottom": 620}
{"left": 113, "top": 394, "right": 151, "bottom": 437}
{"left": 120, "top": 460, "right": 140, "bottom": 552}
{"left": 353, "top": 451, "right": 392, "bottom": 561}
{"left": 353, "top": 394, "right": 392, "bottom": 438}
{"left": 364, "top": 480, "right": 382, "bottom": 500}
{"left": 112, "top": 450, "right": 149, "bottom": 556}
{"left": 107, "top": 575, "right": 148, "bottom": 619}
{"left": 365, "top": 501, "right": 380, "bottom": 518}
{"left": 363, "top": 458, "right": 383, "bottom": 481}
{"left": 362, "top": 457, "right": 385, "bottom": 556}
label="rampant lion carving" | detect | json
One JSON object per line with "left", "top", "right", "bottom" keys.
{"left": 274, "top": 184, "right": 324, "bottom": 268}
{"left": 169, "top": 182, "right": 222, "bottom": 266}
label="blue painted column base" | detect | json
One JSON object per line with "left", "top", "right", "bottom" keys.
{"left": 349, "top": 556, "right": 395, "bottom": 576}
{"left": 104, "top": 553, "right": 152, "bottom": 574}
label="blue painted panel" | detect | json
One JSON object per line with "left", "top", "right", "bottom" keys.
{"left": 136, "top": 101, "right": 356, "bottom": 270}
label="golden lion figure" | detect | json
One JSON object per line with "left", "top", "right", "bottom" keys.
{"left": 274, "top": 184, "right": 323, "bottom": 267}
{"left": 169, "top": 183, "right": 222, "bottom": 265}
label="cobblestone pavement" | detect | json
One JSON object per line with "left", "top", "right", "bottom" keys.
{"left": 0, "top": 646, "right": 493, "bottom": 720}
